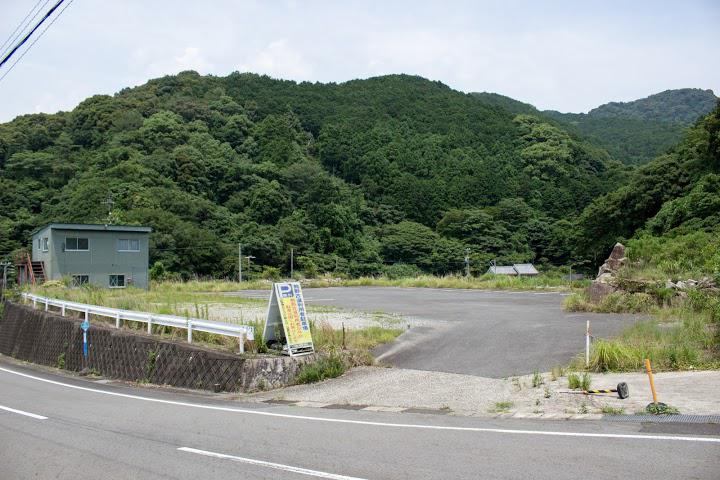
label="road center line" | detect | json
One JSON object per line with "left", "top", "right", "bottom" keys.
{"left": 2, "top": 366, "right": 719, "bottom": 444}
{"left": 178, "top": 447, "right": 367, "bottom": 480}
{"left": 0, "top": 403, "right": 48, "bottom": 420}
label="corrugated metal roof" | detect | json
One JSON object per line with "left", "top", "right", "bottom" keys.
{"left": 513, "top": 263, "right": 539, "bottom": 275}
{"left": 31, "top": 223, "right": 152, "bottom": 236}
{"left": 488, "top": 266, "right": 517, "bottom": 275}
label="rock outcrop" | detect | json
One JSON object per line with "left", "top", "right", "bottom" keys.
{"left": 587, "top": 243, "right": 627, "bottom": 302}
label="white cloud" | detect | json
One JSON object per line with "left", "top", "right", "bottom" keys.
{"left": 238, "top": 39, "right": 313, "bottom": 79}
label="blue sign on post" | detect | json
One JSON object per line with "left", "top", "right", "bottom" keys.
{"left": 80, "top": 320, "right": 90, "bottom": 358}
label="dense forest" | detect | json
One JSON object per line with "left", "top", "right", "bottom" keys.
{"left": 0, "top": 72, "right": 717, "bottom": 279}
{"left": 474, "top": 88, "right": 718, "bottom": 165}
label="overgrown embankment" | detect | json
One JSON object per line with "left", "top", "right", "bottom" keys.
{"left": 565, "top": 233, "right": 720, "bottom": 372}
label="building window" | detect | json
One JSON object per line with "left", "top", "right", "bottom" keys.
{"left": 42, "top": 237, "right": 49, "bottom": 252}
{"left": 71, "top": 275, "right": 89, "bottom": 287}
{"left": 117, "top": 239, "right": 140, "bottom": 252}
{"left": 109, "top": 274, "right": 126, "bottom": 288}
{"left": 66, "top": 237, "right": 89, "bottom": 251}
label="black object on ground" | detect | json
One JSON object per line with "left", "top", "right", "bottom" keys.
{"left": 586, "top": 382, "right": 630, "bottom": 399}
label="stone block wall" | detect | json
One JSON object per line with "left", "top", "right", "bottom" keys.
{"left": 0, "top": 301, "right": 318, "bottom": 392}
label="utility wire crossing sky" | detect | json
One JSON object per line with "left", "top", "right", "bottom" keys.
{"left": 0, "top": 0, "right": 718, "bottom": 122}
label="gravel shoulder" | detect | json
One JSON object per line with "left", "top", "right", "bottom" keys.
{"left": 249, "top": 367, "right": 720, "bottom": 418}
{"left": 181, "top": 302, "right": 436, "bottom": 330}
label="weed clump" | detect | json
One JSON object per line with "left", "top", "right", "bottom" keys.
{"left": 296, "top": 355, "right": 346, "bottom": 384}
{"left": 532, "top": 370, "right": 544, "bottom": 388}
{"left": 567, "top": 372, "right": 591, "bottom": 391}
{"left": 490, "top": 401, "right": 514, "bottom": 413}
{"left": 646, "top": 403, "right": 680, "bottom": 415}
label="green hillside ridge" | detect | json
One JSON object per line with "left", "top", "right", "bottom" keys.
{"left": 587, "top": 88, "right": 717, "bottom": 124}
{"left": 473, "top": 89, "right": 718, "bottom": 165}
{"left": 1, "top": 72, "right": 716, "bottom": 281}
{"left": 0, "top": 72, "right": 628, "bottom": 278}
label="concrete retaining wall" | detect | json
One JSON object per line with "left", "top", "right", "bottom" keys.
{"left": 0, "top": 301, "right": 318, "bottom": 392}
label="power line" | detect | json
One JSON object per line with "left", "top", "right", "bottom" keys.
{"left": 0, "top": 0, "right": 74, "bottom": 82}
{"left": 0, "top": 0, "right": 48, "bottom": 58}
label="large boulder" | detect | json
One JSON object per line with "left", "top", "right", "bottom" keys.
{"left": 597, "top": 243, "right": 627, "bottom": 276}
{"left": 587, "top": 243, "right": 626, "bottom": 303}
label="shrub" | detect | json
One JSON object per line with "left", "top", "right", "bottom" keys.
{"left": 260, "top": 266, "right": 282, "bottom": 280}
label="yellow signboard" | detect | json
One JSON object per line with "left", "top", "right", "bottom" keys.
{"left": 263, "top": 282, "right": 314, "bottom": 355}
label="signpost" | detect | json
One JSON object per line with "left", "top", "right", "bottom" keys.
{"left": 263, "top": 282, "right": 314, "bottom": 356}
{"left": 80, "top": 318, "right": 90, "bottom": 358}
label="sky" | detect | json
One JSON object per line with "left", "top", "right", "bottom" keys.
{"left": 0, "top": 0, "right": 718, "bottom": 122}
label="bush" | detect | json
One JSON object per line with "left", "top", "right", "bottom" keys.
{"left": 260, "top": 266, "right": 282, "bottom": 280}
{"left": 295, "top": 355, "right": 346, "bottom": 384}
{"left": 382, "top": 263, "right": 423, "bottom": 280}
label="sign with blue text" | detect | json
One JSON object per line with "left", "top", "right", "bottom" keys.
{"left": 80, "top": 319, "right": 90, "bottom": 358}
{"left": 263, "top": 282, "right": 314, "bottom": 356}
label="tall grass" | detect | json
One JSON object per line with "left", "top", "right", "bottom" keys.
{"left": 575, "top": 305, "right": 719, "bottom": 372}
{"left": 305, "top": 273, "right": 588, "bottom": 291}
{"left": 564, "top": 291, "right": 657, "bottom": 313}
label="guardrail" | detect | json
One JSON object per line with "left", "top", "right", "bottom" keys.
{"left": 21, "top": 292, "right": 254, "bottom": 353}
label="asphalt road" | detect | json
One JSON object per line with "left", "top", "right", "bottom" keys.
{"left": 239, "top": 287, "right": 641, "bottom": 378}
{"left": 1, "top": 359, "right": 718, "bottom": 480}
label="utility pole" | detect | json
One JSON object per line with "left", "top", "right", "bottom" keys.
{"left": 104, "top": 194, "right": 114, "bottom": 223}
{"left": 238, "top": 244, "right": 242, "bottom": 282}
{"left": 464, "top": 248, "right": 471, "bottom": 277}
{"left": 0, "top": 261, "right": 9, "bottom": 302}
{"left": 290, "top": 248, "right": 294, "bottom": 279}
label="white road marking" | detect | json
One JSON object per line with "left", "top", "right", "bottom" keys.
{"left": 178, "top": 447, "right": 367, "bottom": 480}
{"left": 2, "top": 367, "right": 719, "bottom": 444}
{"left": 0, "top": 403, "right": 48, "bottom": 420}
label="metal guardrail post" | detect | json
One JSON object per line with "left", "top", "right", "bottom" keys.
{"left": 238, "top": 333, "right": 245, "bottom": 354}
{"left": 187, "top": 320, "right": 193, "bottom": 343}
{"left": 32, "top": 298, "right": 37, "bottom": 309}
{"left": 44, "top": 299, "right": 48, "bottom": 312}
{"left": 115, "top": 312, "right": 121, "bottom": 329}
{"left": 147, "top": 314, "right": 152, "bottom": 334}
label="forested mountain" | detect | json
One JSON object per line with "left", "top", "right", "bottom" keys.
{"left": 574, "top": 101, "right": 720, "bottom": 264}
{"left": 586, "top": 88, "right": 717, "bottom": 124}
{"left": 545, "top": 89, "right": 717, "bottom": 165}
{"left": 474, "top": 89, "right": 718, "bottom": 166}
{"left": 0, "top": 72, "right": 631, "bottom": 278}
{"left": 1, "top": 73, "right": 714, "bottom": 279}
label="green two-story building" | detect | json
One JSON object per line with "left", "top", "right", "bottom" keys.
{"left": 27, "top": 223, "right": 152, "bottom": 289}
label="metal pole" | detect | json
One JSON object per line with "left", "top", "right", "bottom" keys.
{"left": 585, "top": 320, "right": 590, "bottom": 368}
{"left": 645, "top": 358, "right": 658, "bottom": 404}
{"left": 464, "top": 249, "right": 470, "bottom": 277}
{"left": 238, "top": 244, "right": 242, "bottom": 283}
{"left": 1, "top": 263, "right": 7, "bottom": 302}
{"left": 290, "top": 248, "right": 294, "bottom": 279}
